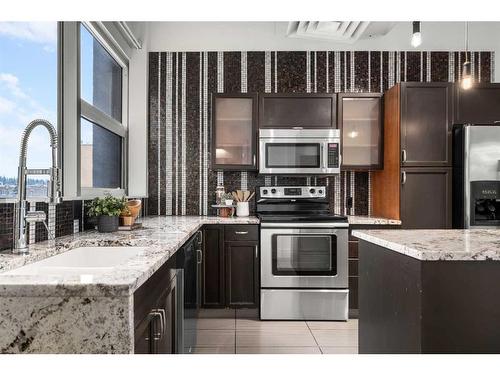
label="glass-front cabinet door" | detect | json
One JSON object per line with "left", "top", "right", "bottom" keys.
{"left": 338, "top": 93, "right": 383, "bottom": 170}
{"left": 212, "top": 93, "right": 257, "bottom": 170}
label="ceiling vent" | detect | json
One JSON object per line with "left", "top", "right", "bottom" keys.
{"left": 286, "top": 21, "right": 395, "bottom": 44}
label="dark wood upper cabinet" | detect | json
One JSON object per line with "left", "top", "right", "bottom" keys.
{"left": 259, "top": 93, "right": 337, "bottom": 128}
{"left": 400, "top": 167, "right": 452, "bottom": 229}
{"left": 400, "top": 82, "right": 454, "bottom": 167}
{"left": 338, "top": 92, "right": 383, "bottom": 170}
{"left": 373, "top": 83, "right": 453, "bottom": 229}
{"left": 455, "top": 83, "right": 500, "bottom": 124}
{"left": 212, "top": 93, "right": 258, "bottom": 170}
{"left": 225, "top": 241, "right": 259, "bottom": 308}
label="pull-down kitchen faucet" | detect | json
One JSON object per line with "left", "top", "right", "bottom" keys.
{"left": 13, "top": 119, "right": 62, "bottom": 253}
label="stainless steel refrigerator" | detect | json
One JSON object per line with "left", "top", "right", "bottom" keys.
{"left": 453, "top": 124, "right": 500, "bottom": 228}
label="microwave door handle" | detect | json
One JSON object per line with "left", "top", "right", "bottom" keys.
{"left": 320, "top": 144, "right": 326, "bottom": 170}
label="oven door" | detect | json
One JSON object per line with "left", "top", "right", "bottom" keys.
{"left": 260, "top": 226, "right": 348, "bottom": 288}
{"left": 259, "top": 138, "right": 337, "bottom": 174}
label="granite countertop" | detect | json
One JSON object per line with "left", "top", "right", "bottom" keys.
{"left": 347, "top": 215, "right": 401, "bottom": 226}
{"left": 0, "top": 216, "right": 258, "bottom": 297}
{"left": 0, "top": 214, "right": 398, "bottom": 297}
{"left": 352, "top": 228, "right": 500, "bottom": 261}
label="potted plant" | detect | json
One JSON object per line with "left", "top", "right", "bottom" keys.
{"left": 86, "top": 194, "right": 126, "bottom": 233}
{"left": 222, "top": 192, "right": 234, "bottom": 206}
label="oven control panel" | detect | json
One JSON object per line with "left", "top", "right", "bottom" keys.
{"left": 259, "top": 186, "right": 326, "bottom": 199}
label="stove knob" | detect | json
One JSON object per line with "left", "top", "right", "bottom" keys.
{"left": 309, "top": 188, "right": 316, "bottom": 194}
{"left": 271, "top": 188, "right": 277, "bottom": 194}
{"left": 318, "top": 189, "right": 323, "bottom": 195}
{"left": 262, "top": 189, "right": 268, "bottom": 195}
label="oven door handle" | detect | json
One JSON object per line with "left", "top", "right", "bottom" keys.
{"left": 260, "top": 222, "right": 349, "bottom": 228}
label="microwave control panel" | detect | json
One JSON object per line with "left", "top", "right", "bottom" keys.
{"left": 327, "top": 143, "right": 340, "bottom": 168}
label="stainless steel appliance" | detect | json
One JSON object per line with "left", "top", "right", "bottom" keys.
{"left": 453, "top": 124, "right": 500, "bottom": 228}
{"left": 257, "top": 186, "right": 349, "bottom": 320}
{"left": 259, "top": 129, "right": 341, "bottom": 175}
{"left": 175, "top": 230, "right": 203, "bottom": 353}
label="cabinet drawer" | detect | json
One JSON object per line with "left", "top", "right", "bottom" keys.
{"left": 348, "top": 259, "right": 358, "bottom": 277}
{"left": 348, "top": 241, "right": 359, "bottom": 259}
{"left": 224, "top": 224, "right": 259, "bottom": 242}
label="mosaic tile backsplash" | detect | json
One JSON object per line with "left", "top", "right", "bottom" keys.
{"left": 148, "top": 50, "right": 494, "bottom": 216}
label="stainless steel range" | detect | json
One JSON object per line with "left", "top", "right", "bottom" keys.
{"left": 257, "top": 186, "right": 349, "bottom": 321}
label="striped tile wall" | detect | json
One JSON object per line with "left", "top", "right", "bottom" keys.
{"left": 148, "top": 50, "right": 494, "bottom": 216}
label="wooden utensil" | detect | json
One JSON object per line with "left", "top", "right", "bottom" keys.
{"left": 232, "top": 191, "right": 240, "bottom": 202}
{"left": 243, "top": 190, "right": 250, "bottom": 202}
{"left": 247, "top": 192, "right": 255, "bottom": 201}
{"left": 237, "top": 190, "right": 244, "bottom": 202}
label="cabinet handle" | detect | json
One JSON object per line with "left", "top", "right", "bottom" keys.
{"left": 149, "top": 310, "right": 164, "bottom": 340}
{"left": 401, "top": 149, "right": 407, "bottom": 163}
{"left": 255, "top": 245, "right": 258, "bottom": 259}
{"left": 401, "top": 171, "right": 407, "bottom": 185}
{"left": 197, "top": 230, "right": 203, "bottom": 245}
{"left": 235, "top": 231, "right": 248, "bottom": 235}
{"left": 292, "top": 126, "right": 303, "bottom": 129}
{"left": 196, "top": 249, "right": 203, "bottom": 264}
{"left": 253, "top": 154, "right": 256, "bottom": 166}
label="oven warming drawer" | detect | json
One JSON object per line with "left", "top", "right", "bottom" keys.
{"left": 260, "top": 289, "right": 348, "bottom": 321}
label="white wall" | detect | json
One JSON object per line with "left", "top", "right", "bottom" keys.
{"left": 146, "top": 21, "right": 500, "bottom": 81}
{"left": 103, "top": 22, "right": 149, "bottom": 198}
{"left": 125, "top": 24, "right": 149, "bottom": 198}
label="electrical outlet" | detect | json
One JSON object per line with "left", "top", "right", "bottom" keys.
{"left": 346, "top": 197, "right": 353, "bottom": 210}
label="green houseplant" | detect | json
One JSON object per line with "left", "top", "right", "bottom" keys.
{"left": 86, "top": 195, "right": 126, "bottom": 233}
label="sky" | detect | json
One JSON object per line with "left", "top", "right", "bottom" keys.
{"left": 0, "top": 22, "right": 97, "bottom": 185}
{"left": 0, "top": 22, "right": 57, "bottom": 180}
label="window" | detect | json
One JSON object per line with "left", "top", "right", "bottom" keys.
{"left": 0, "top": 22, "right": 58, "bottom": 199}
{"left": 79, "top": 23, "right": 127, "bottom": 196}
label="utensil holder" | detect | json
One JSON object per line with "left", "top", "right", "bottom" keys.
{"left": 236, "top": 202, "right": 249, "bottom": 217}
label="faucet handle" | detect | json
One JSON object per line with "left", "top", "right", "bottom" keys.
{"left": 49, "top": 167, "right": 62, "bottom": 204}
{"left": 25, "top": 210, "right": 47, "bottom": 224}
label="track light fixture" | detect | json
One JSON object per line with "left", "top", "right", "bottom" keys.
{"left": 411, "top": 21, "right": 422, "bottom": 47}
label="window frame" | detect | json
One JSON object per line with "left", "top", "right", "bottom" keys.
{"left": 77, "top": 22, "right": 129, "bottom": 199}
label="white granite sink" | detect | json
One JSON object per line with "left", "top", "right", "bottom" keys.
{"left": 2, "top": 246, "right": 147, "bottom": 277}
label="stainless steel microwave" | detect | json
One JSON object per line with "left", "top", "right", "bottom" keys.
{"left": 258, "top": 128, "right": 341, "bottom": 175}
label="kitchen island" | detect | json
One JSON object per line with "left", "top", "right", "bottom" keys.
{"left": 352, "top": 229, "right": 500, "bottom": 354}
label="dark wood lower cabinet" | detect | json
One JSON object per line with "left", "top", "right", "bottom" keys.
{"left": 401, "top": 167, "right": 452, "bottom": 229}
{"left": 202, "top": 224, "right": 260, "bottom": 309}
{"left": 134, "top": 258, "right": 178, "bottom": 354}
{"left": 225, "top": 241, "right": 259, "bottom": 308}
{"left": 202, "top": 225, "right": 225, "bottom": 308}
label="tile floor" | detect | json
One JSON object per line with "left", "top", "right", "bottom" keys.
{"left": 184, "top": 308, "right": 358, "bottom": 354}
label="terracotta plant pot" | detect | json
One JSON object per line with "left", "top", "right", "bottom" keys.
{"left": 219, "top": 207, "right": 232, "bottom": 218}
{"left": 97, "top": 215, "right": 119, "bottom": 233}
{"left": 127, "top": 200, "right": 142, "bottom": 219}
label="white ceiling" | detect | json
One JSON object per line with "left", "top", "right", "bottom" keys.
{"left": 126, "top": 21, "right": 500, "bottom": 81}
{"left": 142, "top": 21, "right": 500, "bottom": 52}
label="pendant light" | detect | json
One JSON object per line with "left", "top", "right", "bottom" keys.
{"left": 411, "top": 21, "right": 422, "bottom": 47}
{"left": 462, "top": 22, "right": 473, "bottom": 90}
